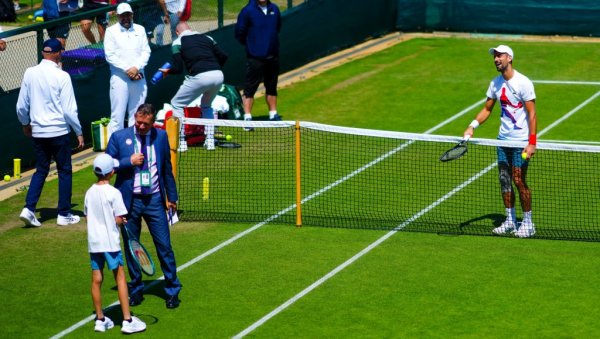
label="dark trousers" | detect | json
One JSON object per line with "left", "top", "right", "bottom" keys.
{"left": 25, "top": 133, "right": 73, "bottom": 216}
{"left": 125, "top": 192, "right": 182, "bottom": 297}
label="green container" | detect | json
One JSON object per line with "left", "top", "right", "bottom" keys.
{"left": 91, "top": 117, "right": 110, "bottom": 152}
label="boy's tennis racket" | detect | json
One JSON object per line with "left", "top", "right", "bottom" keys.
{"left": 440, "top": 135, "right": 470, "bottom": 162}
{"left": 123, "top": 223, "right": 156, "bottom": 276}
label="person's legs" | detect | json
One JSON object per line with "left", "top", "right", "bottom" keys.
{"left": 144, "top": 193, "right": 181, "bottom": 298}
{"left": 52, "top": 133, "right": 73, "bottom": 217}
{"left": 263, "top": 57, "right": 280, "bottom": 119}
{"left": 109, "top": 74, "right": 129, "bottom": 134}
{"left": 24, "top": 137, "right": 52, "bottom": 212}
{"left": 80, "top": 19, "right": 96, "bottom": 44}
{"left": 127, "top": 79, "right": 148, "bottom": 128}
{"left": 493, "top": 147, "right": 517, "bottom": 234}
{"left": 242, "top": 58, "right": 264, "bottom": 119}
{"left": 91, "top": 269, "right": 104, "bottom": 318}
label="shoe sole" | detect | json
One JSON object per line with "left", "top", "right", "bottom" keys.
{"left": 121, "top": 328, "right": 146, "bottom": 334}
{"left": 20, "top": 216, "right": 41, "bottom": 227}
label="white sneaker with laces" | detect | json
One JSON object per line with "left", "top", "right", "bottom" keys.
{"left": 492, "top": 220, "right": 516, "bottom": 235}
{"left": 19, "top": 208, "right": 41, "bottom": 227}
{"left": 94, "top": 316, "right": 114, "bottom": 332}
{"left": 57, "top": 213, "right": 80, "bottom": 226}
{"left": 515, "top": 221, "right": 536, "bottom": 238}
{"left": 178, "top": 139, "right": 188, "bottom": 152}
{"left": 121, "top": 316, "right": 146, "bottom": 334}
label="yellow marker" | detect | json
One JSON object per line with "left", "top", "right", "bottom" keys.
{"left": 14, "top": 159, "right": 21, "bottom": 178}
{"left": 202, "top": 177, "right": 209, "bottom": 200}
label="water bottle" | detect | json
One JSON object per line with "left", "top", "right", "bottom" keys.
{"left": 151, "top": 62, "right": 171, "bottom": 84}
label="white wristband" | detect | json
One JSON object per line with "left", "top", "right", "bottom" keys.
{"left": 469, "top": 120, "right": 480, "bottom": 129}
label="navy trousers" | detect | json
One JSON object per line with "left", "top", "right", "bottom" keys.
{"left": 124, "top": 192, "right": 182, "bottom": 297}
{"left": 25, "top": 133, "right": 73, "bottom": 216}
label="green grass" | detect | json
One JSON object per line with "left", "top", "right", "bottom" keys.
{"left": 1, "top": 37, "right": 600, "bottom": 338}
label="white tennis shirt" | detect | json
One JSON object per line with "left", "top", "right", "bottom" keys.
{"left": 84, "top": 183, "right": 128, "bottom": 253}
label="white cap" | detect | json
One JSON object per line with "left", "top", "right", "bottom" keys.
{"left": 93, "top": 154, "right": 115, "bottom": 176}
{"left": 116, "top": 3, "right": 133, "bottom": 15}
{"left": 489, "top": 45, "right": 514, "bottom": 59}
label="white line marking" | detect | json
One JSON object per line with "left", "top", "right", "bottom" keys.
{"left": 533, "top": 80, "right": 600, "bottom": 86}
{"left": 233, "top": 91, "right": 600, "bottom": 338}
{"left": 50, "top": 99, "right": 483, "bottom": 338}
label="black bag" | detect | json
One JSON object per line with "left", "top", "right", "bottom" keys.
{"left": 0, "top": 0, "right": 16, "bottom": 22}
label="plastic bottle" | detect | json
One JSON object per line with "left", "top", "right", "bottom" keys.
{"left": 151, "top": 62, "right": 171, "bottom": 84}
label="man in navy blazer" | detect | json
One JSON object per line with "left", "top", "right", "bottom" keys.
{"left": 106, "top": 103, "right": 182, "bottom": 309}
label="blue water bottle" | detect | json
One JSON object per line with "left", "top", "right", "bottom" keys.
{"left": 151, "top": 62, "right": 171, "bottom": 84}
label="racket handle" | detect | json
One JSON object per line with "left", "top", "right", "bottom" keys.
{"left": 463, "top": 134, "right": 471, "bottom": 142}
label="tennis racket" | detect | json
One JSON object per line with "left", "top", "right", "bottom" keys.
{"left": 440, "top": 135, "right": 470, "bottom": 162}
{"left": 216, "top": 140, "right": 242, "bottom": 148}
{"left": 123, "top": 223, "right": 156, "bottom": 276}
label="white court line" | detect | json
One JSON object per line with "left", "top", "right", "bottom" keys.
{"left": 533, "top": 80, "right": 600, "bottom": 86}
{"left": 50, "top": 99, "right": 482, "bottom": 338}
{"left": 233, "top": 90, "right": 600, "bottom": 338}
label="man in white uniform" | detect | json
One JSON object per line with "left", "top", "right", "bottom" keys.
{"left": 104, "top": 3, "right": 151, "bottom": 135}
{"left": 464, "top": 45, "right": 538, "bottom": 238}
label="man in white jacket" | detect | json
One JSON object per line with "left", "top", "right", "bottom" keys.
{"left": 16, "top": 38, "right": 85, "bottom": 227}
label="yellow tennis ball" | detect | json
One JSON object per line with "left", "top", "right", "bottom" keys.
{"left": 4, "top": 175, "right": 10, "bottom": 181}
{"left": 522, "top": 152, "right": 527, "bottom": 160}
{"left": 35, "top": 17, "right": 44, "bottom": 22}
{"left": 28, "top": 15, "right": 33, "bottom": 19}
{"left": 226, "top": 135, "right": 232, "bottom": 141}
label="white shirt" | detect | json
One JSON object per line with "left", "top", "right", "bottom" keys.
{"left": 84, "top": 183, "right": 128, "bottom": 253}
{"left": 104, "top": 23, "right": 151, "bottom": 75}
{"left": 486, "top": 69, "right": 536, "bottom": 141}
{"left": 16, "top": 59, "right": 82, "bottom": 138}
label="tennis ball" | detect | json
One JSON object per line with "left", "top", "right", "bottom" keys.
{"left": 521, "top": 152, "right": 527, "bottom": 160}
{"left": 4, "top": 175, "right": 10, "bottom": 181}
{"left": 35, "top": 17, "right": 44, "bottom": 22}
{"left": 28, "top": 15, "right": 33, "bottom": 20}
{"left": 226, "top": 135, "right": 232, "bottom": 141}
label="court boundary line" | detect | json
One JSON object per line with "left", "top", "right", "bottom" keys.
{"left": 232, "top": 90, "right": 600, "bottom": 338}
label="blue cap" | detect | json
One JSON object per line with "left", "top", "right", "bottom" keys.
{"left": 42, "top": 38, "right": 65, "bottom": 53}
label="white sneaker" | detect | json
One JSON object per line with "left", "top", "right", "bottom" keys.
{"left": 244, "top": 117, "right": 254, "bottom": 132}
{"left": 514, "top": 221, "right": 536, "bottom": 238}
{"left": 94, "top": 316, "right": 114, "bottom": 332}
{"left": 178, "top": 139, "right": 188, "bottom": 152}
{"left": 121, "top": 316, "right": 146, "bottom": 334}
{"left": 57, "top": 213, "right": 80, "bottom": 226}
{"left": 204, "top": 138, "right": 215, "bottom": 151}
{"left": 492, "top": 220, "right": 516, "bottom": 235}
{"left": 19, "top": 208, "right": 41, "bottom": 227}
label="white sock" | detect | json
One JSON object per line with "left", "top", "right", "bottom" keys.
{"left": 269, "top": 110, "right": 278, "bottom": 119}
{"left": 506, "top": 207, "right": 516, "bottom": 223}
{"left": 244, "top": 113, "right": 252, "bottom": 120}
{"left": 523, "top": 211, "right": 532, "bottom": 223}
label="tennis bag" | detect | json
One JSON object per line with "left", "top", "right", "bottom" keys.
{"left": 0, "top": 0, "right": 16, "bottom": 22}
{"left": 217, "top": 84, "right": 245, "bottom": 120}
{"left": 91, "top": 117, "right": 111, "bottom": 152}
{"left": 162, "top": 107, "right": 205, "bottom": 146}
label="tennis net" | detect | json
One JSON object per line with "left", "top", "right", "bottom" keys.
{"left": 176, "top": 118, "right": 600, "bottom": 241}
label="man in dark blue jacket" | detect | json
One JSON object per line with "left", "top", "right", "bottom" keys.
{"left": 234, "top": 0, "right": 282, "bottom": 128}
{"left": 106, "top": 103, "right": 182, "bottom": 309}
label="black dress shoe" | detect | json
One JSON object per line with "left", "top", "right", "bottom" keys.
{"left": 166, "top": 295, "right": 180, "bottom": 309}
{"left": 129, "top": 293, "right": 144, "bottom": 306}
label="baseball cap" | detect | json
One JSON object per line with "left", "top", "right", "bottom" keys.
{"left": 489, "top": 45, "right": 514, "bottom": 59}
{"left": 93, "top": 154, "right": 115, "bottom": 176}
{"left": 42, "top": 38, "right": 65, "bottom": 53}
{"left": 116, "top": 3, "right": 133, "bottom": 15}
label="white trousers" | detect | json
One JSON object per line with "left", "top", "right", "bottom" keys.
{"left": 109, "top": 72, "right": 148, "bottom": 135}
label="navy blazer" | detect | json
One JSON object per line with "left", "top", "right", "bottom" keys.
{"left": 106, "top": 127, "right": 178, "bottom": 211}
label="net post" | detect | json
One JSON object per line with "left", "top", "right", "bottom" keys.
{"left": 295, "top": 120, "right": 302, "bottom": 227}
{"left": 165, "top": 116, "right": 181, "bottom": 179}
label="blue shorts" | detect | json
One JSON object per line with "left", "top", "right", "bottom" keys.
{"left": 90, "top": 251, "right": 124, "bottom": 271}
{"left": 497, "top": 146, "right": 527, "bottom": 167}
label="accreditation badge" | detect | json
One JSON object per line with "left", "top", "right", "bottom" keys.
{"left": 140, "top": 170, "right": 151, "bottom": 187}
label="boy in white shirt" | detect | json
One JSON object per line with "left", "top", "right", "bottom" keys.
{"left": 84, "top": 154, "right": 146, "bottom": 334}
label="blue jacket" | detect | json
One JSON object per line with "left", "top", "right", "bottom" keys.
{"left": 234, "top": 0, "right": 281, "bottom": 59}
{"left": 105, "top": 126, "right": 178, "bottom": 212}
